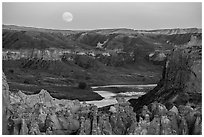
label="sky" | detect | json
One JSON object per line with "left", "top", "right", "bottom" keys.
{"left": 2, "top": 2, "right": 202, "bottom": 30}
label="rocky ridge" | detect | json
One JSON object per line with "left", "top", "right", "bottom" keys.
{"left": 129, "top": 36, "right": 202, "bottom": 112}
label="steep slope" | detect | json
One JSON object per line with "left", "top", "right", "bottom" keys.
{"left": 129, "top": 36, "right": 202, "bottom": 112}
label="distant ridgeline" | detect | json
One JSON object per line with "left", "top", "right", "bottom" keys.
{"left": 2, "top": 25, "right": 202, "bottom": 66}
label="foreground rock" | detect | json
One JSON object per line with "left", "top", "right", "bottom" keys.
{"left": 2, "top": 73, "right": 11, "bottom": 134}
{"left": 3, "top": 83, "right": 202, "bottom": 135}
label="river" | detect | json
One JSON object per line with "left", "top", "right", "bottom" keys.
{"left": 91, "top": 84, "right": 157, "bottom": 89}
{"left": 86, "top": 84, "right": 157, "bottom": 108}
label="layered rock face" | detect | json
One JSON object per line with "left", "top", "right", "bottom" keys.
{"left": 129, "top": 36, "right": 202, "bottom": 112}
{"left": 2, "top": 49, "right": 68, "bottom": 60}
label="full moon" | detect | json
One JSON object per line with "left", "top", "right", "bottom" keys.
{"left": 62, "top": 12, "right": 73, "bottom": 22}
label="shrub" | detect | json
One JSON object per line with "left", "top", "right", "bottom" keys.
{"left": 78, "top": 82, "right": 87, "bottom": 89}
{"left": 23, "top": 79, "right": 35, "bottom": 84}
{"left": 9, "top": 69, "right": 14, "bottom": 73}
{"left": 24, "top": 79, "right": 30, "bottom": 84}
{"left": 85, "top": 76, "right": 91, "bottom": 80}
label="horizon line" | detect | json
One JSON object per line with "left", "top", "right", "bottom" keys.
{"left": 2, "top": 24, "right": 202, "bottom": 31}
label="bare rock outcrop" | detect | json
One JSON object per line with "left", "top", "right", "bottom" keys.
{"left": 129, "top": 36, "right": 202, "bottom": 112}
{"left": 2, "top": 72, "right": 11, "bottom": 134}
{"left": 2, "top": 80, "right": 202, "bottom": 135}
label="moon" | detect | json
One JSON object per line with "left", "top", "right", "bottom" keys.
{"left": 62, "top": 12, "right": 73, "bottom": 22}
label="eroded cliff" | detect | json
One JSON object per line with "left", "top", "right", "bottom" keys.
{"left": 129, "top": 36, "right": 202, "bottom": 112}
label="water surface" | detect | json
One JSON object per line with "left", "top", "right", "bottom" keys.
{"left": 86, "top": 84, "right": 156, "bottom": 107}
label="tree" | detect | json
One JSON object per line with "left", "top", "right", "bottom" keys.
{"left": 78, "top": 82, "right": 87, "bottom": 89}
